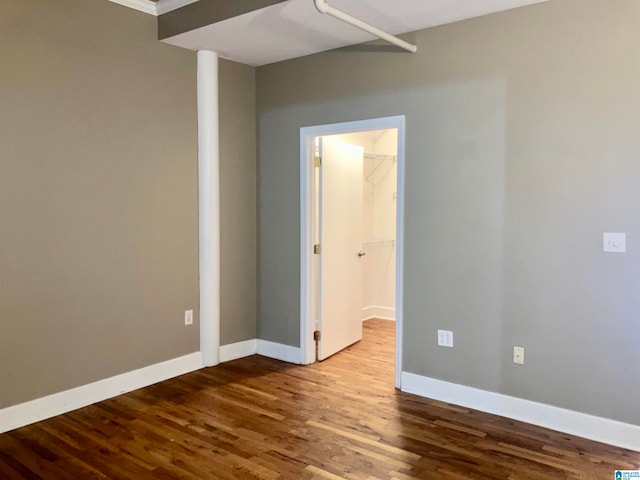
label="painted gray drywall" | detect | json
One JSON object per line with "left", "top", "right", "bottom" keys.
{"left": 219, "top": 59, "right": 258, "bottom": 345}
{"left": 256, "top": 0, "right": 640, "bottom": 425}
{"left": 0, "top": 0, "right": 198, "bottom": 408}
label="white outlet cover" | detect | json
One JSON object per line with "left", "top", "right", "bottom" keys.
{"left": 603, "top": 232, "right": 626, "bottom": 253}
{"left": 437, "top": 330, "right": 453, "bottom": 347}
{"left": 513, "top": 346, "right": 525, "bottom": 365}
{"left": 185, "top": 309, "right": 194, "bottom": 326}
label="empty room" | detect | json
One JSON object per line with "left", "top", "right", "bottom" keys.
{"left": 1, "top": 0, "right": 639, "bottom": 478}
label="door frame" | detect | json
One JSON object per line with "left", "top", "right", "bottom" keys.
{"left": 299, "top": 115, "right": 406, "bottom": 389}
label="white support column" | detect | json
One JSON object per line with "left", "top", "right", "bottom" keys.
{"left": 197, "top": 50, "right": 220, "bottom": 367}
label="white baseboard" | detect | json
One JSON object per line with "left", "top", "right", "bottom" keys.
{"left": 362, "top": 305, "right": 396, "bottom": 321}
{"left": 401, "top": 372, "right": 640, "bottom": 452}
{"left": 220, "top": 339, "right": 257, "bottom": 362}
{"left": 257, "top": 339, "right": 302, "bottom": 364}
{"left": 0, "top": 352, "right": 202, "bottom": 435}
{"left": 220, "top": 338, "right": 302, "bottom": 365}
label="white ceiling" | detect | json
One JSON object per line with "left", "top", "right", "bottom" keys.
{"left": 109, "top": 0, "right": 199, "bottom": 16}
{"left": 162, "top": 0, "right": 549, "bottom": 66}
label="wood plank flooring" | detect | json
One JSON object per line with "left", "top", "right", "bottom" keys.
{"left": 1, "top": 319, "right": 638, "bottom": 479}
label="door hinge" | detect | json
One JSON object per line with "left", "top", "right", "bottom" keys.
{"left": 313, "top": 244, "right": 322, "bottom": 254}
{"left": 313, "top": 330, "right": 321, "bottom": 341}
{"left": 314, "top": 155, "right": 322, "bottom": 168}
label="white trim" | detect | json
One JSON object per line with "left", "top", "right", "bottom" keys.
{"left": 362, "top": 305, "right": 396, "bottom": 321}
{"left": 219, "top": 338, "right": 302, "bottom": 364}
{"left": 0, "top": 353, "right": 202, "bottom": 434}
{"left": 300, "top": 116, "right": 406, "bottom": 388}
{"left": 394, "top": 117, "right": 406, "bottom": 390}
{"left": 198, "top": 50, "right": 221, "bottom": 367}
{"left": 257, "top": 340, "right": 302, "bottom": 364}
{"left": 220, "top": 339, "right": 257, "bottom": 362}
{"left": 108, "top": 0, "right": 199, "bottom": 16}
{"left": 401, "top": 372, "right": 640, "bottom": 452}
{"left": 300, "top": 129, "right": 315, "bottom": 365}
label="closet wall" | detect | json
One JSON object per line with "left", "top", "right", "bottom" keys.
{"left": 362, "top": 130, "right": 397, "bottom": 321}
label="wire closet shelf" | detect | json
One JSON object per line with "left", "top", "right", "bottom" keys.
{"left": 364, "top": 152, "right": 396, "bottom": 185}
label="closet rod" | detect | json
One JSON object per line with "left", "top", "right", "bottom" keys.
{"left": 364, "top": 152, "right": 396, "bottom": 160}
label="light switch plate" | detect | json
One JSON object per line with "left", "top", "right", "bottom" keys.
{"left": 603, "top": 232, "right": 626, "bottom": 253}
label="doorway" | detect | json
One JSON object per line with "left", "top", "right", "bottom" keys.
{"left": 299, "top": 116, "right": 405, "bottom": 388}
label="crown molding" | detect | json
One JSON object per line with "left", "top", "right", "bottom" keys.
{"left": 109, "top": 0, "right": 199, "bottom": 16}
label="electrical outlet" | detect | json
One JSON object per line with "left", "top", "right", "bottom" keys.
{"left": 513, "top": 346, "right": 524, "bottom": 365}
{"left": 438, "top": 330, "right": 453, "bottom": 348}
{"left": 184, "top": 309, "right": 193, "bottom": 326}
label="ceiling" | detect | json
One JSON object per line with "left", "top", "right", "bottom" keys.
{"left": 109, "top": 0, "right": 199, "bottom": 16}
{"left": 161, "top": 0, "right": 549, "bottom": 66}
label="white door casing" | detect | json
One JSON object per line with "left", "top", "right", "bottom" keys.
{"left": 317, "top": 137, "right": 364, "bottom": 360}
{"left": 299, "top": 115, "right": 406, "bottom": 388}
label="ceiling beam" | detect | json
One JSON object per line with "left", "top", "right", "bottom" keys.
{"left": 158, "top": 0, "right": 287, "bottom": 40}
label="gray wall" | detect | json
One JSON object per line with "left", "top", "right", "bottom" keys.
{"left": 219, "top": 59, "right": 258, "bottom": 345}
{"left": 0, "top": 0, "right": 199, "bottom": 408}
{"left": 256, "top": 0, "right": 640, "bottom": 425}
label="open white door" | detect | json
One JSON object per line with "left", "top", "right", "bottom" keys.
{"left": 318, "top": 136, "right": 364, "bottom": 360}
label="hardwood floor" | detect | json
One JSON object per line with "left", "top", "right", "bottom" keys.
{"left": 1, "top": 319, "right": 638, "bottom": 479}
